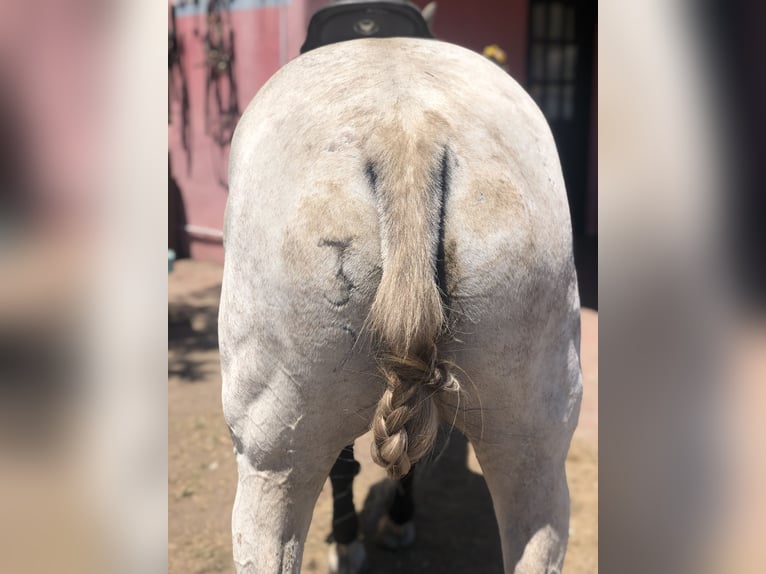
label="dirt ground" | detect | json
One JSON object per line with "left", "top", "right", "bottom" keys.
{"left": 169, "top": 259, "right": 598, "bottom": 573}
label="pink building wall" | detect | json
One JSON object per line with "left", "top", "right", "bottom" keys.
{"left": 169, "top": 0, "right": 309, "bottom": 262}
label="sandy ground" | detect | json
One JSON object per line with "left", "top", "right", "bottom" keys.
{"left": 169, "top": 259, "right": 598, "bottom": 573}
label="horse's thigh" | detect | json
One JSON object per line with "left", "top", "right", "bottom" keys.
{"left": 222, "top": 349, "right": 379, "bottom": 472}
{"left": 447, "top": 314, "right": 581, "bottom": 443}
{"left": 223, "top": 357, "right": 377, "bottom": 573}
{"left": 445, "top": 320, "right": 581, "bottom": 573}
{"left": 470, "top": 433, "right": 572, "bottom": 574}
{"left": 454, "top": 368, "right": 578, "bottom": 573}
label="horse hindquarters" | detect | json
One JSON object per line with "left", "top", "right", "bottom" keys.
{"left": 219, "top": 257, "right": 381, "bottom": 573}
{"left": 221, "top": 36, "right": 582, "bottom": 574}
{"left": 442, "top": 266, "right": 582, "bottom": 573}
{"left": 220, "top": 340, "right": 379, "bottom": 573}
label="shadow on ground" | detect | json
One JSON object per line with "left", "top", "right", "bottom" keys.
{"left": 358, "top": 431, "right": 503, "bottom": 574}
{"left": 168, "top": 283, "right": 221, "bottom": 382}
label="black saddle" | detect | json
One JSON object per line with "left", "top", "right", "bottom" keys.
{"left": 300, "top": 0, "right": 434, "bottom": 54}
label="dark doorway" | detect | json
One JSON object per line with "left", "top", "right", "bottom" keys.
{"left": 169, "top": 154, "right": 190, "bottom": 260}
{"left": 526, "top": 0, "right": 596, "bottom": 236}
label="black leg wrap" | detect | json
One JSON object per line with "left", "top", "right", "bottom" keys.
{"left": 388, "top": 467, "right": 415, "bottom": 524}
{"left": 329, "top": 444, "right": 361, "bottom": 544}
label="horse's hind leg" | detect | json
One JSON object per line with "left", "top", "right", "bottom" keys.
{"left": 225, "top": 391, "right": 339, "bottom": 573}
{"left": 328, "top": 445, "right": 366, "bottom": 574}
{"left": 230, "top": 455, "right": 330, "bottom": 573}
{"left": 469, "top": 428, "right": 575, "bottom": 573}
{"left": 454, "top": 306, "right": 582, "bottom": 573}
{"left": 388, "top": 469, "right": 415, "bottom": 525}
{"left": 376, "top": 469, "right": 416, "bottom": 549}
{"left": 330, "top": 445, "right": 362, "bottom": 544}
{"left": 222, "top": 358, "right": 374, "bottom": 574}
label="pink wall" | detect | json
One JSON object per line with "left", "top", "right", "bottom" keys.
{"left": 169, "top": 1, "right": 309, "bottom": 262}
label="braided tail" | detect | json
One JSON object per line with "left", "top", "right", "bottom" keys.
{"left": 370, "top": 345, "right": 458, "bottom": 478}
{"left": 365, "top": 128, "right": 458, "bottom": 479}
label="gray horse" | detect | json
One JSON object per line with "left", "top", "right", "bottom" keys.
{"left": 220, "top": 36, "right": 582, "bottom": 573}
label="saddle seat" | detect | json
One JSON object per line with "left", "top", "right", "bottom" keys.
{"left": 300, "top": 0, "right": 433, "bottom": 54}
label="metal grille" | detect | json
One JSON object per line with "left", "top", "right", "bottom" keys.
{"left": 527, "top": 0, "right": 579, "bottom": 121}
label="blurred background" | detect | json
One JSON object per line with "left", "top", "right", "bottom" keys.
{"left": 0, "top": 0, "right": 764, "bottom": 572}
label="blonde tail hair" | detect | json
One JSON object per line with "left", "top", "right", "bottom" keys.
{"left": 366, "top": 131, "right": 458, "bottom": 479}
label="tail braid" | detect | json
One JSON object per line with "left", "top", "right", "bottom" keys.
{"left": 364, "top": 128, "right": 457, "bottom": 479}
{"left": 371, "top": 344, "right": 458, "bottom": 478}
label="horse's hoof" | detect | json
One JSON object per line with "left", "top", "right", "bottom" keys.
{"left": 327, "top": 539, "right": 366, "bottom": 574}
{"left": 375, "top": 514, "right": 416, "bottom": 550}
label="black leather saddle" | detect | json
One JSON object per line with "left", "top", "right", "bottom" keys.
{"left": 300, "top": 0, "right": 434, "bottom": 54}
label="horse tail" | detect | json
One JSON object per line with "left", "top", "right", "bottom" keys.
{"left": 366, "top": 124, "right": 458, "bottom": 479}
